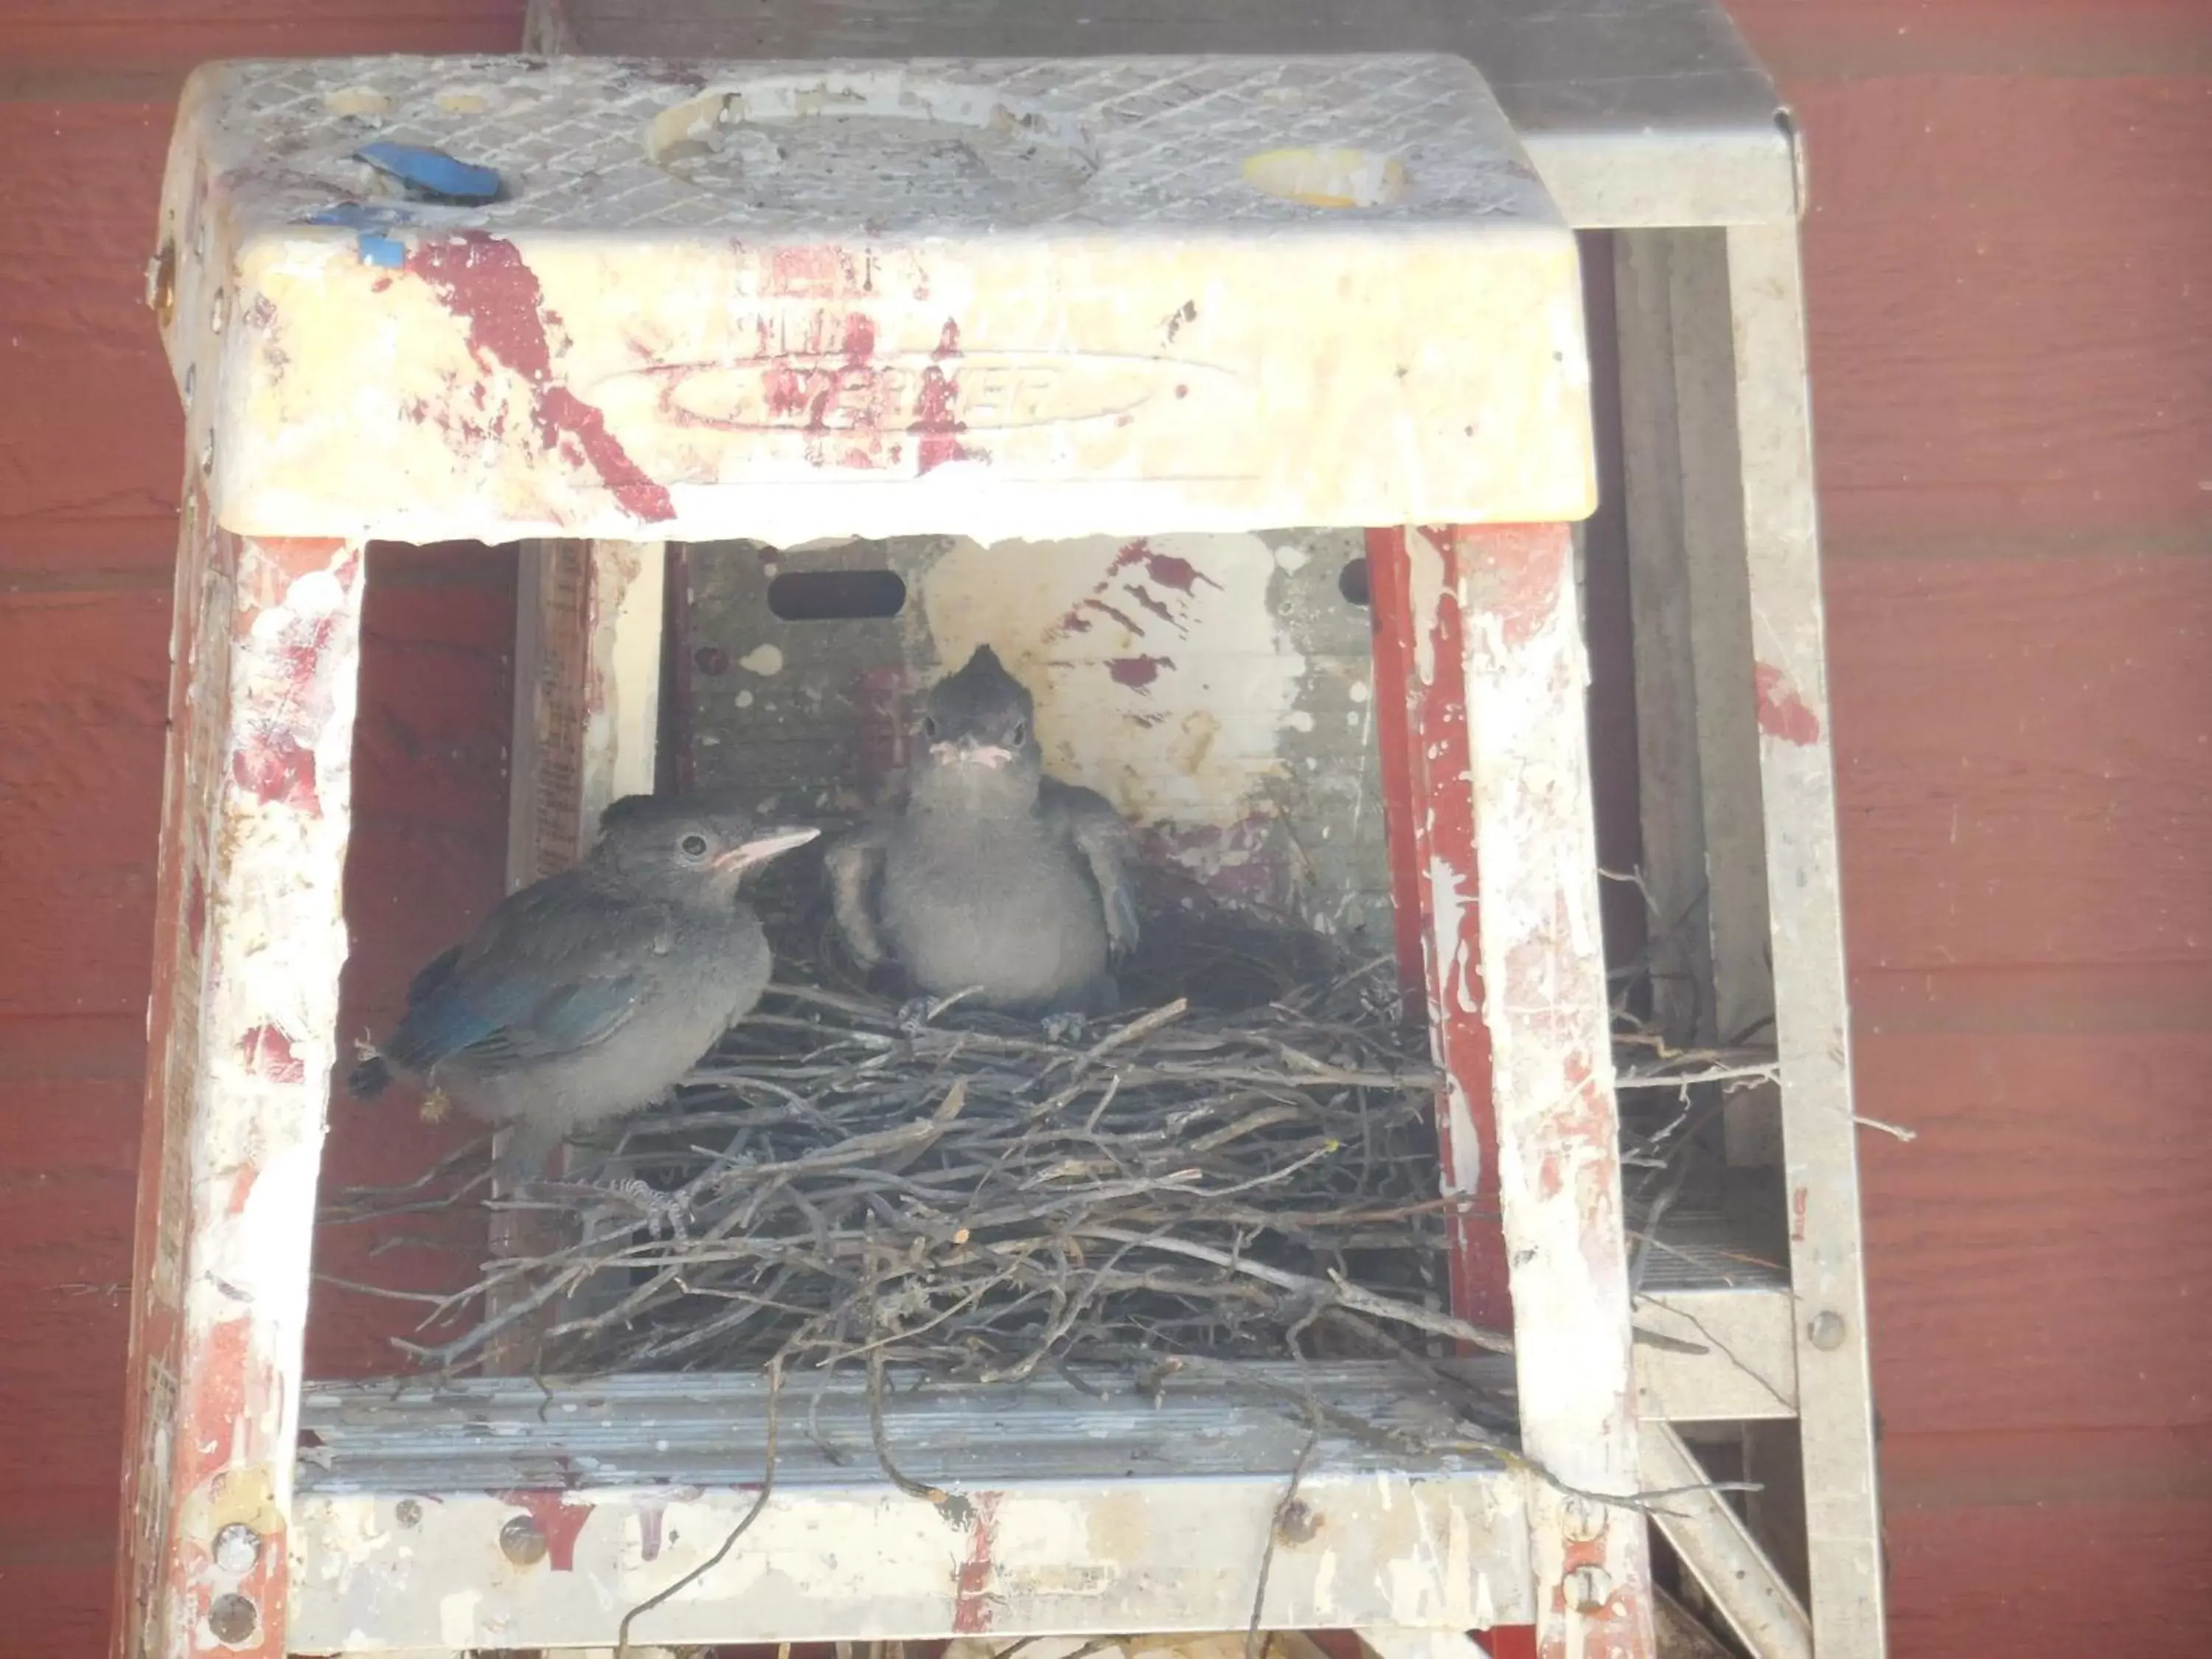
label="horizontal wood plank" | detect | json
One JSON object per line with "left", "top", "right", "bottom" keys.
{"left": 1829, "top": 553, "right": 2212, "bottom": 973}
{"left": 1857, "top": 1029, "right": 2212, "bottom": 1437}
{"left": 1791, "top": 75, "right": 2212, "bottom": 551}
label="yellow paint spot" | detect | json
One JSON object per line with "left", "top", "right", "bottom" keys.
{"left": 1240, "top": 148, "right": 1409, "bottom": 209}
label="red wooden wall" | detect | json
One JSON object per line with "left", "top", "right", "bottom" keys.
{"left": 0, "top": 2, "right": 2206, "bottom": 1655}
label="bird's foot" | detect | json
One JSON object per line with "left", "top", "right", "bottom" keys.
{"left": 417, "top": 1086, "right": 451, "bottom": 1124}
{"left": 352, "top": 1032, "right": 381, "bottom": 1065}
{"left": 897, "top": 996, "right": 935, "bottom": 1038}
{"left": 1041, "top": 1012, "right": 1089, "bottom": 1045}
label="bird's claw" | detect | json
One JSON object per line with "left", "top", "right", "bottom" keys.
{"left": 418, "top": 1086, "right": 451, "bottom": 1124}
{"left": 897, "top": 996, "right": 935, "bottom": 1037}
{"left": 1042, "top": 1012, "right": 1088, "bottom": 1045}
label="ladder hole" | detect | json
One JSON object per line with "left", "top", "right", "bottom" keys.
{"left": 1338, "top": 558, "right": 1371, "bottom": 608}
{"left": 766, "top": 568, "right": 908, "bottom": 622}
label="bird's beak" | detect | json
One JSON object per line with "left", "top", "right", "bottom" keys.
{"left": 715, "top": 824, "right": 821, "bottom": 871}
{"left": 930, "top": 737, "right": 1015, "bottom": 769}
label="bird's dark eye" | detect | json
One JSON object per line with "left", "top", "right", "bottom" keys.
{"left": 922, "top": 716, "right": 939, "bottom": 740}
{"left": 1010, "top": 721, "right": 1028, "bottom": 745}
{"left": 679, "top": 833, "right": 709, "bottom": 859}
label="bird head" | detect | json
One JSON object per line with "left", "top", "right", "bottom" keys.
{"left": 592, "top": 792, "right": 820, "bottom": 904}
{"left": 911, "top": 644, "right": 1045, "bottom": 806}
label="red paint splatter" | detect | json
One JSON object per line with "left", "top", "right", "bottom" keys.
{"left": 1144, "top": 551, "right": 1219, "bottom": 594}
{"left": 405, "top": 234, "right": 674, "bottom": 522}
{"left": 238, "top": 1023, "right": 305, "bottom": 1084}
{"left": 1791, "top": 1186, "right": 1809, "bottom": 1242}
{"left": 232, "top": 729, "right": 319, "bottom": 814}
{"left": 1754, "top": 661, "right": 1822, "bottom": 746}
{"left": 495, "top": 1492, "right": 594, "bottom": 1572}
{"left": 187, "top": 869, "right": 206, "bottom": 954}
{"left": 911, "top": 317, "right": 980, "bottom": 473}
{"left": 769, "top": 246, "right": 852, "bottom": 298}
{"left": 1108, "top": 655, "right": 1175, "bottom": 690}
{"left": 1082, "top": 597, "right": 1145, "bottom": 636}
{"left": 843, "top": 312, "right": 877, "bottom": 364}
{"left": 1124, "top": 583, "right": 1181, "bottom": 630}
{"left": 225, "top": 1165, "right": 257, "bottom": 1218}
{"left": 951, "top": 1492, "right": 1003, "bottom": 1634}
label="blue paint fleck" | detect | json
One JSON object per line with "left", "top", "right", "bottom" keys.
{"left": 358, "top": 234, "right": 406, "bottom": 268}
{"left": 354, "top": 141, "right": 504, "bottom": 206}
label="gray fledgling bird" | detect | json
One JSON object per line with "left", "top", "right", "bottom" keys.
{"left": 349, "top": 793, "right": 818, "bottom": 1172}
{"left": 827, "top": 645, "right": 1140, "bottom": 1017}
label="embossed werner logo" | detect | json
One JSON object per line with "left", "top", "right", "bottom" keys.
{"left": 629, "top": 351, "right": 1225, "bottom": 436}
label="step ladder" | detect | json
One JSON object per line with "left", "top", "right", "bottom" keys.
{"left": 115, "top": 4, "right": 1882, "bottom": 1657}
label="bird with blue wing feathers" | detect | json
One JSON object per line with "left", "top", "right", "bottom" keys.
{"left": 349, "top": 793, "right": 818, "bottom": 1174}
{"left": 827, "top": 645, "right": 1141, "bottom": 1018}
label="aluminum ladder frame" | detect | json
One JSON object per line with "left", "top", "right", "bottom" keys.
{"left": 111, "top": 10, "right": 1880, "bottom": 1659}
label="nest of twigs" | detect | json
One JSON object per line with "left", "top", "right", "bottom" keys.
{"left": 331, "top": 896, "right": 1514, "bottom": 1385}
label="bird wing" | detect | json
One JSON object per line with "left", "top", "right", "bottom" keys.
{"left": 379, "top": 877, "right": 675, "bottom": 1074}
{"left": 1040, "top": 779, "right": 1141, "bottom": 956}
{"left": 825, "top": 817, "right": 892, "bottom": 967}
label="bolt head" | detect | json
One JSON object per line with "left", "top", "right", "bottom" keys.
{"left": 1561, "top": 1496, "right": 1604, "bottom": 1543}
{"left": 210, "top": 1523, "right": 260, "bottom": 1575}
{"left": 1564, "top": 1565, "right": 1614, "bottom": 1615}
{"left": 1808, "top": 1310, "right": 1848, "bottom": 1352}
{"left": 500, "top": 1512, "right": 549, "bottom": 1566}
{"left": 1273, "top": 1499, "right": 1324, "bottom": 1545}
{"left": 207, "top": 1593, "right": 259, "bottom": 1646}
{"left": 395, "top": 1498, "right": 423, "bottom": 1528}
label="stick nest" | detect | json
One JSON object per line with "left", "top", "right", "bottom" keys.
{"left": 332, "top": 903, "right": 1509, "bottom": 1384}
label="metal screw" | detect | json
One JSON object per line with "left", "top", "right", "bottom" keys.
{"left": 500, "top": 1512, "right": 549, "bottom": 1566}
{"left": 1564, "top": 1565, "right": 1613, "bottom": 1615}
{"left": 210, "top": 1523, "right": 260, "bottom": 1575}
{"left": 395, "top": 1498, "right": 423, "bottom": 1528}
{"left": 1560, "top": 1497, "right": 1604, "bottom": 1542}
{"left": 1807, "top": 1310, "right": 1848, "bottom": 1352}
{"left": 207, "top": 1593, "right": 259, "bottom": 1646}
{"left": 1273, "top": 1499, "right": 1323, "bottom": 1545}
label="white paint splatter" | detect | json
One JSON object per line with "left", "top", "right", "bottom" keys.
{"left": 1348, "top": 680, "right": 1370, "bottom": 703}
{"left": 735, "top": 689, "right": 754, "bottom": 709}
{"left": 1273, "top": 541, "right": 1311, "bottom": 573}
{"left": 1285, "top": 709, "right": 1315, "bottom": 733}
{"left": 1405, "top": 526, "right": 1449, "bottom": 686}
{"left": 737, "top": 643, "right": 785, "bottom": 675}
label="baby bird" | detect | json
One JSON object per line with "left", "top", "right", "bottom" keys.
{"left": 349, "top": 793, "right": 817, "bottom": 1172}
{"left": 827, "top": 645, "right": 1140, "bottom": 1017}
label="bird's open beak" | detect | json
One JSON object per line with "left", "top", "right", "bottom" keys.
{"left": 930, "top": 738, "right": 1015, "bottom": 769}
{"left": 715, "top": 824, "right": 821, "bottom": 871}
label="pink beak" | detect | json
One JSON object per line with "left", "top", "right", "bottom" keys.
{"left": 931, "top": 739, "right": 1014, "bottom": 770}
{"left": 714, "top": 824, "right": 820, "bottom": 871}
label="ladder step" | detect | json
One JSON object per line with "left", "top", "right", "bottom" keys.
{"left": 292, "top": 1361, "right": 1534, "bottom": 1651}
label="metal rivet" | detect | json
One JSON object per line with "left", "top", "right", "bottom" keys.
{"left": 1561, "top": 1497, "right": 1604, "bottom": 1543}
{"left": 210, "top": 1523, "right": 260, "bottom": 1575}
{"left": 500, "top": 1512, "right": 549, "bottom": 1565}
{"left": 1808, "top": 1310, "right": 1848, "bottom": 1352}
{"left": 1273, "top": 1499, "right": 1323, "bottom": 1545}
{"left": 1565, "top": 1565, "right": 1613, "bottom": 1615}
{"left": 207, "top": 1592, "right": 259, "bottom": 1646}
{"left": 395, "top": 1498, "right": 423, "bottom": 1528}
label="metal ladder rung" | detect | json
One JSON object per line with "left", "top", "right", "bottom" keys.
{"left": 291, "top": 1362, "right": 1532, "bottom": 1652}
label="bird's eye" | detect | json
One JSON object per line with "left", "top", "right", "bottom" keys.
{"left": 679, "top": 833, "right": 709, "bottom": 859}
{"left": 1010, "top": 721, "right": 1028, "bottom": 745}
{"left": 922, "top": 716, "right": 939, "bottom": 740}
